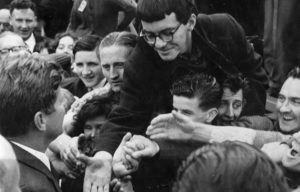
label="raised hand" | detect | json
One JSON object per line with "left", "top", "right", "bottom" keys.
{"left": 146, "top": 111, "right": 195, "bottom": 140}
{"left": 78, "top": 151, "right": 112, "bottom": 192}
{"left": 113, "top": 133, "right": 140, "bottom": 177}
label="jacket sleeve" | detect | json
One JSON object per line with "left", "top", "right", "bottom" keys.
{"left": 94, "top": 41, "right": 158, "bottom": 155}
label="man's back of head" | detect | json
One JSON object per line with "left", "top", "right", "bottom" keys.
{"left": 171, "top": 73, "right": 222, "bottom": 124}
{"left": 0, "top": 54, "right": 63, "bottom": 150}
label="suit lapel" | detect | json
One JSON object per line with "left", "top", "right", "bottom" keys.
{"left": 11, "top": 142, "right": 62, "bottom": 192}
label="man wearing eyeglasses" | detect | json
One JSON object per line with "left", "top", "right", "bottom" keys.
{"left": 81, "top": 0, "right": 268, "bottom": 191}
{"left": 0, "top": 31, "right": 30, "bottom": 59}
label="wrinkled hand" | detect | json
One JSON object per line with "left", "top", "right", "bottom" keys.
{"left": 261, "top": 142, "right": 289, "bottom": 163}
{"left": 113, "top": 133, "right": 140, "bottom": 177}
{"left": 110, "top": 176, "right": 134, "bottom": 192}
{"left": 146, "top": 111, "right": 195, "bottom": 140}
{"left": 123, "top": 135, "right": 159, "bottom": 159}
{"left": 78, "top": 151, "right": 112, "bottom": 192}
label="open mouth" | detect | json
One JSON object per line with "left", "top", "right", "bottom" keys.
{"left": 282, "top": 114, "right": 294, "bottom": 121}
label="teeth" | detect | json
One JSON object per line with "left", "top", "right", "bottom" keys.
{"left": 282, "top": 114, "right": 294, "bottom": 120}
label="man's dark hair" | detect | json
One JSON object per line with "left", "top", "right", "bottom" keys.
{"left": 288, "top": 66, "right": 300, "bottom": 79}
{"left": 71, "top": 95, "right": 113, "bottom": 137}
{"left": 9, "top": 0, "right": 38, "bottom": 17}
{"left": 173, "top": 141, "right": 290, "bottom": 192}
{"left": 137, "top": 0, "right": 197, "bottom": 24}
{"left": 73, "top": 35, "right": 101, "bottom": 55}
{"left": 222, "top": 76, "right": 249, "bottom": 98}
{"left": 0, "top": 55, "right": 62, "bottom": 137}
{"left": 171, "top": 73, "right": 223, "bottom": 111}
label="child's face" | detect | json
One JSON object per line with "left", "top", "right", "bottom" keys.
{"left": 83, "top": 115, "right": 106, "bottom": 139}
{"left": 282, "top": 132, "right": 300, "bottom": 171}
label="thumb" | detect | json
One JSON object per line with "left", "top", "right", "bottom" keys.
{"left": 172, "top": 110, "right": 188, "bottom": 123}
{"left": 120, "top": 132, "right": 132, "bottom": 146}
{"left": 76, "top": 154, "right": 91, "bottom": 165}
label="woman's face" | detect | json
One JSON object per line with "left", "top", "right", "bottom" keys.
{"left": 100, "top": 45, "right": 129, "bottom": 92}
{"left": 73, "top": 50, "right": 103, "bottom": 89}
{"left": 55, "top": 36, "right": 75, "bottom": 55}
{"left": 83, "top": 115, "right": 106, "bottom": 139}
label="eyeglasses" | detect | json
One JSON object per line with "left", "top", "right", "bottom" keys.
{"left": 141, "top": 24, "right": 182, "bottom": 46}
{"left": 0, "top": 46, "right": 29, "bottom": 55}
{"left": 0, "top": 22, "right": 10, "bottom": 27}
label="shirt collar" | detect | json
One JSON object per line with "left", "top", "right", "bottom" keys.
{"left": 25, "top": 33, "right": 36, "bottom": 53}
{"left": 12, "top": 141, "right": 51, "bottom": 171}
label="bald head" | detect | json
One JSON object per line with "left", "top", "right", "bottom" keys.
{"left": 0, "top": 9, "right": 10, "bottom": 33}
{"left": 0, "top": 135, "right": 20, "bottom": 192}
{"left": 0, "top": 31, "right": 29, "bottom": 59}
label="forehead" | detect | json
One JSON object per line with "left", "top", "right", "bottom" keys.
{"left": 74, "top": 50, "right": 98, "bottom": 63}
{"left": 100, "top": 45, "right": 129, "bottom": 65}
{"left": 85, "top": 115, "right": 106, "bottom": 125}
{"left": 280, "top": 78, "right": 300, "bottom": 97}
{"left": 11, "top": 8, "right": 36, "bottom": 18}
{"left": 141, "top": 12, "right": 180, "bottom": 32}
{"left": 59, "top": 36, "right": 74, "bottom": 45}
{"left": 222, "top": 88, "right": 243, "bottom": 101}
{"left": 173, "top": 95, "right": 202, "bottom": 109}
{"left": 0, "top": 34, "right": 25, "bottom": 49}
{"left": 0, "top": 9, "right": 10, "bottom": 22}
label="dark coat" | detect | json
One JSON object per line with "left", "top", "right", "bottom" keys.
{"left": 11, "top": 143, "right": 62, "bottom": 192}
{"left": 95, "top": 13, "right": 268, "bottom": 154}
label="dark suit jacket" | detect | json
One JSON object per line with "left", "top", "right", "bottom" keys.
{"left": 11, "top": 143, "right": 62, "bottom": 192}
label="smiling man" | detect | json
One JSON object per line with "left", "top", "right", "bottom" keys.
{"left": 9, "top": 0, "right": 45, "bottom": 52}
{"left": 86, "top": 0, "right": 268, "bottom": 191}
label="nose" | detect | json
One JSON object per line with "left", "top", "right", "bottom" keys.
{"left": 90, "top": 129, "right": 96, "bottom": 139}
{"left": 279, "top": 100, "right": 292, "bottom": 113}
{"left": 154, "top": 36, "right": 167, "bottom": 49}
{"left": 110, "top": 67, "right": 119, "bottom": 80}
{"left": 82, "top": 65, "right": 91, "bottom": 75}
{"left": 21, "top": 21, "right": 28, "bottom": 28}
{"left": 226, "top": 105, "right": 234, "bottom": 118}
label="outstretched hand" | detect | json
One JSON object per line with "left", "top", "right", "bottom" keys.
{"left": 146, "top": 111, "right": 195, "bottom": 140}
{"left": 123, "top": 135, "right": 159, "bottom": 160}
{"left": 78, "top": 151, "right": 112, "bottom": 192}
{"left": 113, "top": 133, "right": 140, "bottom": 177}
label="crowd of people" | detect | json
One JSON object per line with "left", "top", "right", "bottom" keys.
{"left": 0, "top": 0, "right": 300, "bottom": 192}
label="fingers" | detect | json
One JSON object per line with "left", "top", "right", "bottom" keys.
{"left": 77, "top": 154, "right": 91, "bottom": 165}
{"left": 150, "top": 113, "right": 172, "bottom": 126}
{"left": 120, "top": 132, "right": 132, "bottom": 146}
{"left": 146, "top": 127, "right": 166, "bottom": 136}
{"left": 149, "top": 133, "right": 168, "bottom": 140}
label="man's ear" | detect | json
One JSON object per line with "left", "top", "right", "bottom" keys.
{"left": 205, "top": 108, "right": 218, "bottom": 124}
{"left": 34, "top": 111, "right": 46, "bottom": 132}
{"left": 187, "top": 13, "right": 196, "bottom": 31}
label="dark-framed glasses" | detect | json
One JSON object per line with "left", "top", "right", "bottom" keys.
{"left": 0, "top": 45, "right": 30, "bottom": 55}
{"left": 140, "top": 24, "right": 182, "bottom": 46}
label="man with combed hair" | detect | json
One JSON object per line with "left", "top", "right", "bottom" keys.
{"left": 0, "top": 55, "right": 65, "bottom": 192}
{"left": 0, "top": 135, "right": 21, "bottom": 192}
{"left": 9, "top": 0, "right": 45, "bottom": 52}
{"left": 84, "top": 0, "right": 268, "bottom": 190}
